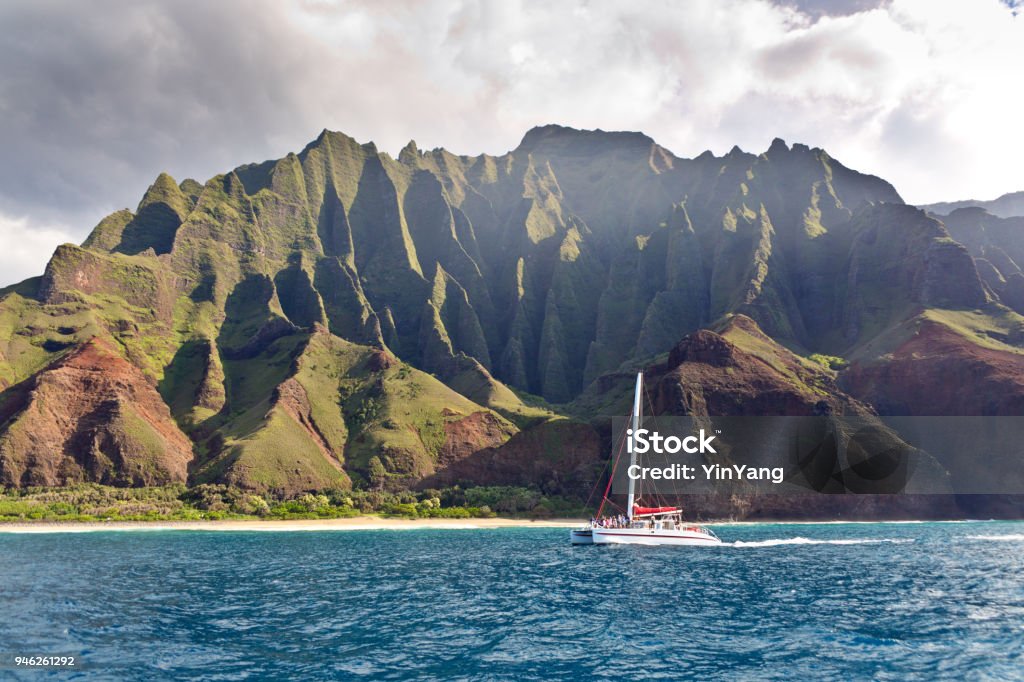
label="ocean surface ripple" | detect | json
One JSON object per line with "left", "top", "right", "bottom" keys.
{"left": 1, "top": 522, "right": 1023, "bottom": 680}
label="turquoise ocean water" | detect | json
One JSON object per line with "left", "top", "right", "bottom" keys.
{"left": 1, "top": 522, "right": 1022, "bottom": 680}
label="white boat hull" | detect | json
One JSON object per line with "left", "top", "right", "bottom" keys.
{"left": 570, "top": 529, "right": 594, "bottom": 545}
{"left": 591, "top": 527, "right": 722, "bottom": 546}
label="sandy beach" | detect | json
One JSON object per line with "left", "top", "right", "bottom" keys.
{"left": 0, "top": 516, "right": 586, "bottom": 533}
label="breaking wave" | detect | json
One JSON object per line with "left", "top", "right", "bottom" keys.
{"left": 965, "top": 534, "right": 1024, "bottom": 542}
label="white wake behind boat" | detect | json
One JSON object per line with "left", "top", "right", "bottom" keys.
{"left": 571, "top": 371, "right": 722, "bottom": 547}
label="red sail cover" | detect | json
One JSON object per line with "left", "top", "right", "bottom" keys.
{"left": 633, "top": 505, "right": 679, "bottom": 515}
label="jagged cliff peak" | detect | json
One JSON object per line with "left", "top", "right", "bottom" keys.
{"left": 516, "top": 124, "right": 656, "bottom": 153}
{"left": 767, "top": 137, "right": 789, "bottom": 154}
{"left": 398, "top": 139, "right": 421, "bottom": 163}
{"left": 667, "top": 329, "right": 739, "bottom": 369}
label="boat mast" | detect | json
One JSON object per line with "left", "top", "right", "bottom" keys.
{"left": 627, "top": 371, "right": 642, "bottom": 521}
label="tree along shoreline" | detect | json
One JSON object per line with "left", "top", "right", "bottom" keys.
{"left": 0, "top": 483, "right": 586, "bottom": 523}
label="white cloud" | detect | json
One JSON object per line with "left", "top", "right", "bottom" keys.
{"left": 278, "top": 0, "right": 1024, "bottom": 204}
{"left": 1, "top": 0, "right": 1023, "bottom": 287}
{"left": 0, "top": 213, "right": 75, "bottom": 287}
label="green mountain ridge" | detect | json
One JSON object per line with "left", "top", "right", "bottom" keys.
{"left": 3, "top": 124, "right": 1024, "bottom": 499}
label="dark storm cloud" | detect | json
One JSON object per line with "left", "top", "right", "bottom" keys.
{"left": 0, "top": 0, "right": 324, "bottom": 229}
{"left": 779, "top": 0, "right": 889, "bottom": 18}
{"left": 0, "top": 0, "right": 1020, "bottom": 287}
{"left": 0, "top": 0, "right": 889, "bottom": 238}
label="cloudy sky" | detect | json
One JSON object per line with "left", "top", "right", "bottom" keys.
{"left": 1, "top": 0, "right": 1022, "bottom": 285}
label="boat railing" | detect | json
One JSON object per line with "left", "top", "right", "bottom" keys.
{"left": 593, "top": 517, "right": 719, "bottom": 537}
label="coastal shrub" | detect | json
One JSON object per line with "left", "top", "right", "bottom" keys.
{"left": 463, "top": 486, "right": 541, "bottom": 513}
{"left": 0, "top": 482, "right": 585, "bottom": 523}
{"left": 325, "top": 490, "right": 354, "bottom": 508}
{"left": 418, "top": 488, "right": 442, "bottom": 502}
{"left": 231, "top": 494, "right": 270, "bottom": 516}
{"left": 350, "top": 490, "right": 387, "bottom": 512}
{"left": 438, "top": 486, "right": 467, "bottom": 507}
{"left": 179, "top": 484, "right": 241, "bottom": 512}
{"left": 0, "top": 500, "right": 40, "bottom": 518}
{"left": 296, "top": 493, "right": 331, "bottom": 512}
{"left": 382, "top": 502, "right": 419, "bottom": 517}
{"left": 421, "top": 506, "right": 470, "bottom": 518}
{"left": 0, "top": 484, "right": 206, "bottom": 521}
{"left": 530, "top": 501, "right": 555, "bottom": 518}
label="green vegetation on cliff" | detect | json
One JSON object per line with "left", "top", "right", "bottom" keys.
{"left": 3, "top": 125, "right": 1023, "bottom": 501}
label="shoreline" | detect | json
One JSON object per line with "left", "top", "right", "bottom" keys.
{"left": 0, "top": 517, "right": 1014, "bottom": 533}
{"left": 0, "top": 516, "right": 586, "bottom": 533}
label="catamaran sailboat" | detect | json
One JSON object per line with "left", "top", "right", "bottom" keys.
{"left": 570, "top": 372, "right": 722, "bottom": 546}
